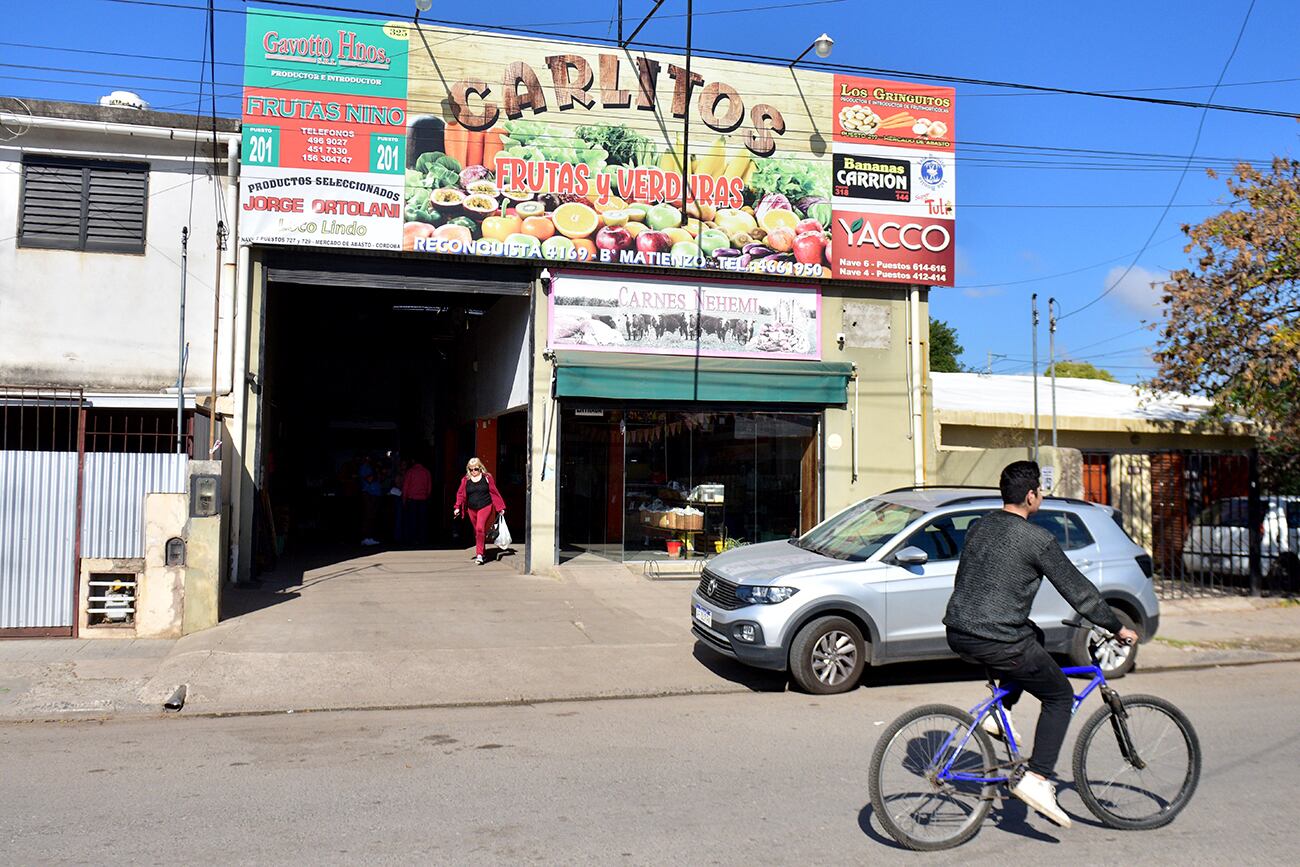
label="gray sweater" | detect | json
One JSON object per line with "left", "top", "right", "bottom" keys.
{"left": 944, "top": 509, "right": 1122, "bottom": 642}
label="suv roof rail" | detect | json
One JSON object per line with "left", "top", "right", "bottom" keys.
{"left": 880, "top": 485, "right": 1105, "bottom": 510}
{"left": 937, "top": 494, "right": 1104, "bottom": 509}
{"left": 881, "top": 484, "right": 996, "bottom": 494}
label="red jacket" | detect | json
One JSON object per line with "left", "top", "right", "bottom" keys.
{"left": 402, "top": 463, "right": 432, "bottom": 501}
{"left": 455, "top": 472, "right": 506, "bottom": 513}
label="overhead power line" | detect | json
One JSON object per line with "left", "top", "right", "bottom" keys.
{"left": 1060, "top": 0, "right": 1259, "bottom": 320}
{"left": 82, "top": 0, "right": 1300, "bottom": 120}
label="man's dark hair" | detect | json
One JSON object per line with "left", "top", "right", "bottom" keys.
{"left": 1000, "top": 460, "right": 1041, "bottom": 505}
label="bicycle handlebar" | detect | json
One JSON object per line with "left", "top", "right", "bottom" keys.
{"left": 1062, "top": 618, "right": 1136, "bottom": 645}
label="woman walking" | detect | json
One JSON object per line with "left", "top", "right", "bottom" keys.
{"left": 453, "top": 457, "right": 507, "bottom": 565}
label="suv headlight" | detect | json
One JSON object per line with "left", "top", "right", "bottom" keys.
{"left": 735, "top": 585, "right": 799, "bottom": 605}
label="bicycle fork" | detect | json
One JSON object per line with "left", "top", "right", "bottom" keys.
{"left": 1100, "top": 686, "right": 1147, "bottom": 770}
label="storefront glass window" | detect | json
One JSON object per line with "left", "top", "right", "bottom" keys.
{"left": 560, "top": 408, "right": 819, "bottom": 562}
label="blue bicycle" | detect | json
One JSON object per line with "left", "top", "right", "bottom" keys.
{"left": 868, "top": 626, "right": 1201, "bottom": 851}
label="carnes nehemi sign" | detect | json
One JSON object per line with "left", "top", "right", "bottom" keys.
{"left": 239, "top": 8, "right": 956, "bottom": 285}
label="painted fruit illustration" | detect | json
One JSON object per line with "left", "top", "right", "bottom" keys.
{"left": 553, "top": 202, "right": 600, "bottom": 239}
{"left": 481, "top": 215, "right": 522, "bottom": 241}
{"left": 636, "top": 230, "right": 672, "bottom": 254}
{"left": 522, "top": 216, "right": 555, "bottom": 241}
{"left": 646, "top": 204, "right": 683, "bottom": 231}
{"left": 766, "top": 226, "right": 796, "bottom": 253}
{"left": 698, "top": 228, "right": 731, "bottom": 257}
{"left": 504, "top": 233, "right": 541, "bottom": 253}
{"left": 595, "top": 225, "right": 634, "bottom": 251}
{"left": 433, "top": 223, "right": 473, "bottom": 244}
{"left": 542, "top": 235, "right": 576, "bottom": 260}
{"left": 792, "top": 232, "right": 826, "bottom": 265}
{"left": 758, "top": 208, "right": 798, "bottom": 234}
{"left": 403, "top": 221, "right": 435, "bottom": 250}
{"left": 671, "top": 240, "right": 701, "bottom": 262}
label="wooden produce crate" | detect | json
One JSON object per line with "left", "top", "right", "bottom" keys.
{"left": 669, "top": 511, "right": 704, "bottom": 531}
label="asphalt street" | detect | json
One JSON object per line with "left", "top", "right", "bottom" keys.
{"left": 2, "top": 661, "right": 1297, "bottom": 865}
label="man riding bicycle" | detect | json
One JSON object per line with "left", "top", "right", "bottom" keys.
{"left": 944, "top": 461, "right": 1139, "bottom": 829}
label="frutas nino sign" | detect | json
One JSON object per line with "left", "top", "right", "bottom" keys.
{"left": 239, "top": 9, "right": 956, "bottom": 285}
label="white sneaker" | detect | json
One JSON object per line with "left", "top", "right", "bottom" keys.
{"left": 981, "top": 712, "right": 1022, "bottom": 745}
{"left": 1011, "top": 772, "right": 1072, "bottom": 829}
{"left": 361, "top": 537, "right": 379, "bottom": 546}
{"left": 474, "top": 555, "right": 484, "bottom": 565}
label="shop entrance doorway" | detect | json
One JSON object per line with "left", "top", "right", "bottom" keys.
{"left": 558, "top": 407, "right": 820, "bottom": 563}
{"left": 255, "top": 270, "right": 529, "bottom": 573}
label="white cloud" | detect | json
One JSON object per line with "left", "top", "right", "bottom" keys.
{"left": 955, "top": 246, "right": 976, "bottom": 279}
{"left": 962, "top": 286, "right": 1004, "bottom": 299}
{"left": 1103, "top": 265, "right": 1166, "bottom": 313}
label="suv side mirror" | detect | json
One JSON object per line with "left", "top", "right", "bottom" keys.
{"left": 893, "top": 546, "right": 929, "bottom": 566}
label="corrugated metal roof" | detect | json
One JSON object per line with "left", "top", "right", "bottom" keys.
{"left": 0, "top": 451, "right": 78, "bottom": 628}
{"left": 932, "top": 373, "right": 1221, "bottom": 423}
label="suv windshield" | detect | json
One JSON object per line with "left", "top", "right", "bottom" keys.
{"left": 796, "top": 499, "right": 922, "bottom": 561}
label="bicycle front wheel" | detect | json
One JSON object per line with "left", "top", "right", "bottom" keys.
{"left": 869, "top": 704, "right": 997, "bottom": 851}
{"left": 1072, "top": 694, "right": 1201, "bottom": 830}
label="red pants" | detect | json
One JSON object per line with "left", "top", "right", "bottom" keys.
{"left": 467, "top": 506, "right": 496, "bottom": 556}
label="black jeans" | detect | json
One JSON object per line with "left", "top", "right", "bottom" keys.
{"left": 947, "top": 624, "right": 1074, "bottom": 778}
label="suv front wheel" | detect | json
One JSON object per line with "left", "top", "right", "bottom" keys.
{"left": 1068, "top": 606, "right": 1138, "bottom": 678}
{"left": 789, "top": 616, "right": 866, "bottom": 695}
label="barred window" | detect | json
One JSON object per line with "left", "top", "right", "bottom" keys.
{"left": 18, "top": 155, "right": 148, "bottom": 253}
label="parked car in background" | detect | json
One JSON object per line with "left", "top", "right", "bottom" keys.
{"left": 691, "top": 487, "right": 1160, "bottom": 695}
{"left": 1182, "top": 496, "right": 1300, "bottom": 585}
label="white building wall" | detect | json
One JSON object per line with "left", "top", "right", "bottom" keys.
{"left": 0, "top": 124, "right": 236, "bottom": 392}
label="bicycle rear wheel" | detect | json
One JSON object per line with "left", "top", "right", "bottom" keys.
{"left": 869, "top": 704, "right": 997, "bottom": 851}
{"left": 1072, "top": 694, "right": 1201, "bottom": 830}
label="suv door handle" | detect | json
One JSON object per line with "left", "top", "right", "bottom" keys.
{"left": 1076, "top": 559, "right": 1094, "bottom": 569}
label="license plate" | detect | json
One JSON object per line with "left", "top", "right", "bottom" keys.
{"left": 693, "top": 603, "right": 713, "bottom": 628}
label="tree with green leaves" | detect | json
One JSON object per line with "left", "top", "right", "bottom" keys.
{"left": 1150, "top": 157, "right": 1300, "bottom": 487}
{"left": 929, "top": 319, "right": 965, "bottom": 373}
{"left": 1045, "top": 361, "right": 1117, "bottom": 382}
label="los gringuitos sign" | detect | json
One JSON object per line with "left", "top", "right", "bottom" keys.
{"left": 238, "top": 8, "right": 955, "bottom": 285}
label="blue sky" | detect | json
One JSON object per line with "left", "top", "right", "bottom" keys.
{"left": 8, "top": 0, "right": 1299, "bottom": 383}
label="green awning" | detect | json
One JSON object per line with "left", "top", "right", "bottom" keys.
{"left": 553, "top": 351, "right": 853, "bottom": 405}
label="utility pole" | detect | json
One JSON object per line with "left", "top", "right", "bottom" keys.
{"left": 1031, "top": 294, "right": 1040, "bottom": 461}
{"left": 1048, "top": 297, "right": 1059, "bottom": 448}
{"left": 617, "top": 0, "right": 623, "bottom": 44}
{"left": 178, "top": 227, "right": 188, "bottom": 454}
{"left": 209, "top": 219, "right": 226, "bottom": 457}
{"left": 985, "top": 352, "right": 1007, "bottom": 375}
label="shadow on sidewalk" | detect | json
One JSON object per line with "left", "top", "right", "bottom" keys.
{"left": 222, "top": 543, "right": 519, "bottom": 621}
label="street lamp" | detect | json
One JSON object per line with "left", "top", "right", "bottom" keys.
{"left": 414, "top": 0, "right": 432, "bottom": 25}
{"left": 790, "top": 33, "right": 834, "bottom": 66}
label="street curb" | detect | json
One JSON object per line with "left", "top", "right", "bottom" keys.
{"left": 5, "top": 653, "right": 1299, "bottom": 726}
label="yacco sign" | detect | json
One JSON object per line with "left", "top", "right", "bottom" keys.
{"left": 830, "top": 75, "right": 956, "bottom": 285}
{"left": 548, "top": 273, "right": 821, "bottom": 361}
{"left": 239, "top": 8, "right": 956, "bottom": 284}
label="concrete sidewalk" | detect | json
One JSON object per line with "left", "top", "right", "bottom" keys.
{"left": 2, "top": 549, "right": 1298, "bottom": 721}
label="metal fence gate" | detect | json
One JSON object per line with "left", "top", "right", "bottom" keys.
{"left": 0, "top": 387, "right": 84, "bottom": 635}
{"left": 3, "top": 388, "right": 194, "bottom": 636}
{"left": 1082, "top": 449, "right": 1299, "bottom": 599}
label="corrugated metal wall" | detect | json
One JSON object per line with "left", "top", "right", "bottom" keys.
{"left": 81, "top": 453, "right": 187, "bottom": 559}
{"left": 0, "top": 451, "right": 79, "bottom": 629}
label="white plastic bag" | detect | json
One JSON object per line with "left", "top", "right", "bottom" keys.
{"left": 495, "top": 515, "right": 513, "bottom": 549}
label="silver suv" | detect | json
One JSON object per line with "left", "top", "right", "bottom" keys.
{"left": 690, "top": 487, "right": 1161, "bottom": 695}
